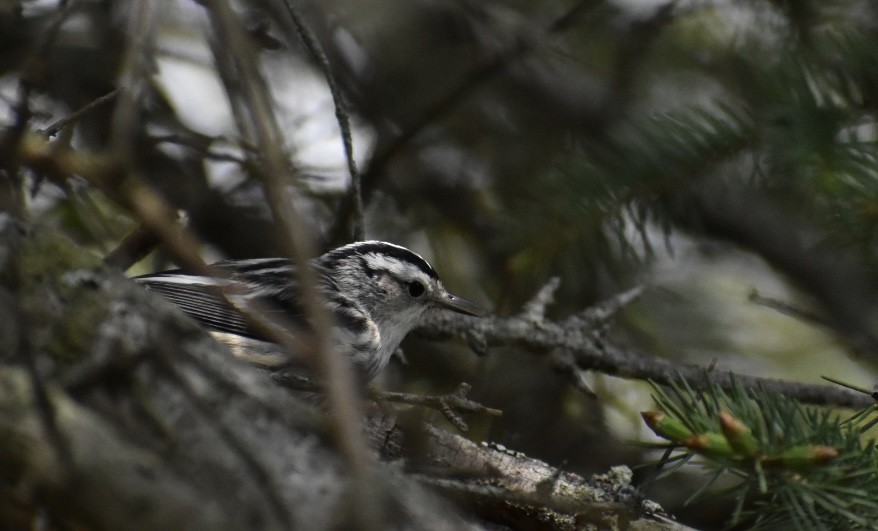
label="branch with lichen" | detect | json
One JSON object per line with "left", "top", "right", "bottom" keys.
{"left": 419, "top": 278, "right": 873, "bottom": 410}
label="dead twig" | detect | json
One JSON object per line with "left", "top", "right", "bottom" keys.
{"left": 374, "top": 382, "right": 502, "bottom": 432}
{"left": 40, "top": 89, "right": 120, "bottom": 138}
{"left": 281, "top": 0, "right": 364, "bottom": 240}
{"left": 420, "top": 280, "right": 873, "bottom": 410}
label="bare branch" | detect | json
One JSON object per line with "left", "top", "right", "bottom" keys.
{"left": 368, "top": 417, "right": 688, "bottom": 530}
{"left": 40, "top": 89, "right": 120, "bottom": 138}
{"left": 103, "top": 223, "right": 162, "bottom": 271}
{"left": 374, "top": 382, "right": 502, "bottom": 432}
{"left": 199, "top": 1, "right": 378, "bottom": 525}
{"left": 748, "top": 289, "right": 830, "bottom": 328}
{"left": 419, "top": 285, "right": 873, "bottom": 410}
{"left": 281, "top": 0, "right": 364, "bottom": 240}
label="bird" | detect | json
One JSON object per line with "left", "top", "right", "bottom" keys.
{"left": 134, "top": 240, "right": 485, "bottom": 381}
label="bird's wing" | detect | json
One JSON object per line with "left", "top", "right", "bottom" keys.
{"left": 135, "top": 274, "right": 258, "bottom": 336}
{"left": 134, "top": 259, "right": 305, "bottom": 339}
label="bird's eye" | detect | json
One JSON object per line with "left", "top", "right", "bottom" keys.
{"left": 407, "top": 280, "right": 425, "bottom": 297}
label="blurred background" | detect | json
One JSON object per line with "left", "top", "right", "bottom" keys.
{"left": 4, "top": 0, "right": 878, "bottom": 527}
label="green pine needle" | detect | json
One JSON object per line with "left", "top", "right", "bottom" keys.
{"left": 644, "top": 376, "right": 878, "bottom": 529}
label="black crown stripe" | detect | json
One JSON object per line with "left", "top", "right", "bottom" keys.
{"left": 321, "top": 242, "right": 439, "bottom": 280}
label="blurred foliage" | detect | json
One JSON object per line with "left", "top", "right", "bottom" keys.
{"left": 501, "top": 103, "right": 753, "bottom": 304}
{"left": 4, "top": 0, "right": 878, "bottom": 527}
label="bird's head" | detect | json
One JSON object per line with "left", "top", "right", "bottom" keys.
{"left": 318, "top": 241, "right": 484, "bottom": 340}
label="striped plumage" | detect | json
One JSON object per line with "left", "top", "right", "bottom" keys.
{"left": 135, "top": 241, "right": 485, "bottom": 381}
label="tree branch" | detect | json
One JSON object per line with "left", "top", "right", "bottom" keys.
{"left": 419, "top": 281, "right": 873, "bottom": 410}
{"left": 280, "top": 0, "right": 364, "bottom": 241}
{"left": 367, "top": 416, "right": 690, "bottom": 531}
{"left": 201, "top": 6, "right": 376, "bottom": 516}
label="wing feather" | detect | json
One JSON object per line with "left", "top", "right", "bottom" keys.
{"left": 137, "top": 278, "right": 258, "bottom": 336}
{"left": 135, "top": 262, "right": 306, "bottom": 339}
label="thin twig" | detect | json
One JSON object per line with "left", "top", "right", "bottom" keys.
{"left": 0, "top": 0, "right": 78, "bottom": 214}
{"left": 103, "top": 223, "right": 161, "bottom": 270}
{"left": 108, "top": 13, "right": 300, "bottom": 523}
{"left": 148, "top": 133, "right": 251, "bottom": 165}
{"left": 269, "top": 373, "right": 502, "bottom": 432}
{"left": 550, "top": 349, "right": 596, "bottom": 397}
{"left": 200, "top": 1, "right": 378, "bottom": 526}
{"left": 374, "top": 382, "right": 502, "bottom": 432}
{"left": 821, "top": 376, "right": 877, "bottom": 400}
{"left": 18, "top": 133, "right": 321, "bottom": 354}
{"left": 281, "top": 0, "right": 364, "bottom": 240}
{"left": 109, "top": 0, "right": 158, "bottom": 166}
{"left": 748, "top": 289, "right": 830, "bottom": 328}
{"left": 40, "top": 88, "right": 120, "bottom": 138}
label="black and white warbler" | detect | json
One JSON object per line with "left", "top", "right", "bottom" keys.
{"left": 135, "top": 241, "right": 485, "bottom": 381}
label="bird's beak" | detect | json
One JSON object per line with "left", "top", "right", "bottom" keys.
{"left": 437, "top": 292, "right": 487, "bottom": 317}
